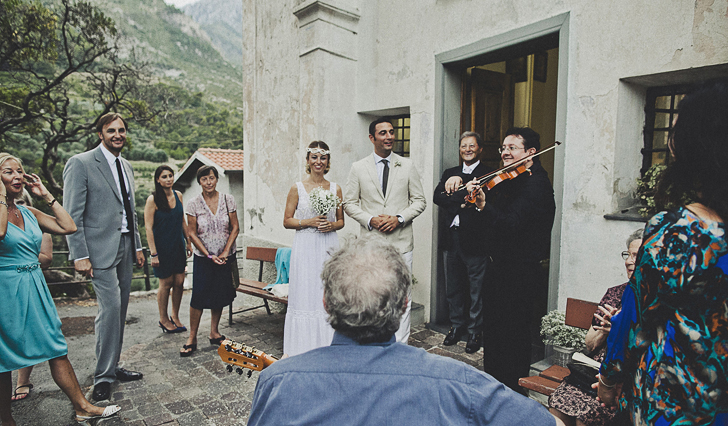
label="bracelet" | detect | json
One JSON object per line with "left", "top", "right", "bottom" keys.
{"left": 475, "top": 205, "right": 483, "bottom": 212}
{"left": 207, "top": 254, "right": 213, "bottom": 259}
{"left": 598, "top": 374, "right": 615, "bottom": 389}
{"left": 150, "top": 253, "right": 158, "bottom": 257}
{"left": 298, "top": 219, "right": 302, "bottom": 229}
{"left": 0, "top": 200, "right": 7, "bottom": 208}
{"left": 49, "top": 199, "right": 57, "bottom": 207}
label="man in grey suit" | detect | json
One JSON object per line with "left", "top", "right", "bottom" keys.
{"left": 63, "top": 113, "right": 145, "bottom": 401}
{"left": 343, "top": 117, "right": 427, "bottom": 343}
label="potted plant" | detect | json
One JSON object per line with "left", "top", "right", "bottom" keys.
{"left": 540, "top": 310, "right": 587, "bottom": 367}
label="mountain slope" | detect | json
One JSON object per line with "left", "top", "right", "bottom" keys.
{"left": 90, "top": 0, "right": 242, "bottom": 103}
{"left": 182, "top": 0, "right": 242, "bottom": 68}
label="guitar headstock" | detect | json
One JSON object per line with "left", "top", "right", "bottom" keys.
{"left": 217, "top": 339, "right": 278, "bottom": 377}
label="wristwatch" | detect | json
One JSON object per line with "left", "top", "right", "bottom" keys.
{"left": 397, "top": 215, "right": 404, "bottom": 225}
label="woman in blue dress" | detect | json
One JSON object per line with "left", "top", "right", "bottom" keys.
{"left": 144, "top": 165, "right": 191, "bottom": 334}
{"left": 598, "top": 81, "right": 728, "bottom": 424}
{"left": 0, "top": 154, "right": 120, "bottom": 426}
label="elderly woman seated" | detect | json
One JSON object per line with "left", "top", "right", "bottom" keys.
{"left": 548, "top": 229, "right": 643, "bottom": 426}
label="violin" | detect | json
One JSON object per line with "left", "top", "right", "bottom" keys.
{"left": 463, "top": 164, "right": 529, "bottom": 203}
{"left": 448, "top": 141, "right": 562, "bottom": 204}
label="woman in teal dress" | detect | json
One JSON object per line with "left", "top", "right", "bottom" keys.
{"left": 0, "top": 153, "right": 120, "bottom": 426}
{"left": 598, "top": 81, "right": 728, "bottom": 424}
{"left": 144, "top": 165, "right": 191, "bottom": 334}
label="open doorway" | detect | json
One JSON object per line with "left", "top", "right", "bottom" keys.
{"left": 459, "top": 39, "right": 559, "bottom": 179}
{"left": 433, "top": 31, "right": 560, "bottom": 364}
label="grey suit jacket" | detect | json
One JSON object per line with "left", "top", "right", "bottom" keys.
{"left": 343, "top": 153, "right": 426, "bottom": 254}
{"left": 63, "top": 146, "right": 142, "bottom": 269}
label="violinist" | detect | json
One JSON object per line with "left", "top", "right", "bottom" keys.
{"left": 450, "top": 127, "right": 555, "bottom": 391}
{"left": 434, "top": 131, "right": 491, "bottom": 353}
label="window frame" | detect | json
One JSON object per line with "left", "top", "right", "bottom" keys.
{"left": 390, "top": 115, "right": 410, "bottom": 157}
{"left": 641, "top": 84, "right": 693, "bottom": 175}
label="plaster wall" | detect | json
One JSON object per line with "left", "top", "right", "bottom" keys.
{"left": 243, "top": 0, "right": 728, "bottom": 318}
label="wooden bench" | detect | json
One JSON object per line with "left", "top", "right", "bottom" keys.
{"left": 518, "top": 298, "right": 599, "bottom": 397}
{"left": 228, "top": 247, "right": 288, "bottom": 325}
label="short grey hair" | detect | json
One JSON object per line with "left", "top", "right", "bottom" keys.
{"left": 459, "top": 131, "right": 483, "bottom": 148}
{"left": 626, "top": 228, "right": 643, "bottom": 248}
{"left": 322, "top": 235, "right": 410, "bottom": 344}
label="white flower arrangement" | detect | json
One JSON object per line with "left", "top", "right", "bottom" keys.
{"left": 540, "top": 310, "right": 587, "bottom": 350}
{"left": 309, "top": 187, "right": 341, "bottom": 216}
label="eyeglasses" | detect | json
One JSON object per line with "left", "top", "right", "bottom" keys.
{"left": 621, "top": 251, "right": 637, "bottom": 261}
{"left": 498, "top": 146, "right": 525, "bottom": 154}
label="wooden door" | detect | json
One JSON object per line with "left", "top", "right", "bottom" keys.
{"left": 460, "top": 68, "right": 513, "bottom": 170}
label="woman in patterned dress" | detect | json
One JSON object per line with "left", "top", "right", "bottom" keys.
{"left": 548, "top": 229, "right": 642, "bottom": 426}
{"left": 180, "top": 165, "right": 239, "bottom": 357}
{"left": 282, "top": 141, "right": 344, "bottom": 356}
{"left": 599, "top": 80, "right": 728, "bottom": 425}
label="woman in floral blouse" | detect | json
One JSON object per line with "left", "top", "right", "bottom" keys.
{"left": 180, "top": 165, "right": 239, "bottom": 357}
{"left": 598, "top": 80, "right": 728, "bottom": 425}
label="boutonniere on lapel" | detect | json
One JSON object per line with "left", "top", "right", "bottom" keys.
{"left": 394, "top": 161, "right": 402, "bottom": 167}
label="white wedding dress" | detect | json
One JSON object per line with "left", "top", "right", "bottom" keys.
{"left": 283, "top": 182, "right": 339, "bottom": 356}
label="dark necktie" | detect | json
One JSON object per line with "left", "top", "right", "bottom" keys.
{"left": 381, "top": 159, "right": 389, "bottom": 197}
{"left": 115, "top": 158, "right": 134, "bottom": 237}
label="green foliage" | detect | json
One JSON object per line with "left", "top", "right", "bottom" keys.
{"left": 1, "top": 0, "right": 242, "bottom": 201}
{"left": 0, "top": 0, "right": 58, "bottom": 66}
{"left": 540, "top": 310, "right": 586, "bottom": 350}
{"left": 636, "top": 164, "right": 666, "bottom": 217}
{"left": 636, "top": 164, "right": 695, "bottom": 217}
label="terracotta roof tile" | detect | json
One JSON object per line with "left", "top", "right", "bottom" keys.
{"left": 197, "top": 148, "right": 244, "bottom": 171}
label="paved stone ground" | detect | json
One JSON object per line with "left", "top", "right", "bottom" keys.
{"left": 9, "top": 292, "right": 483, "bottom": 425}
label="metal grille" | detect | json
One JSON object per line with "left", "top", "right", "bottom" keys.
{"left": 641, "top": 85, "right": 692, "bottom": 175}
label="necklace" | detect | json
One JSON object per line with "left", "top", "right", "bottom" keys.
{"left": 8, "top": 207, "right": 19, "bottom": 219}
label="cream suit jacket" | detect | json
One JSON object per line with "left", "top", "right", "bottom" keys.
{"left": 343, "top": 153, "right": 426, "bottom": 254}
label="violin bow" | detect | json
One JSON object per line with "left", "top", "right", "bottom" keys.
{"left": 452, "top": 141, "right": 562, "bottom": 193}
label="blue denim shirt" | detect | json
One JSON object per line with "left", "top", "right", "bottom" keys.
{"left": 249, "top": 332, "right": 555, "bottom": 425}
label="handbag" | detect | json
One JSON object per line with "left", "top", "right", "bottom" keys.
{"left": 563, "top": 350, "right": 600, "bottom": 397}
{"left": 563, "top": 362, "right": 599, "bottom": 397}
{"left": 230, "top": 257, "right": 240, "bottom": 289}
{"left": 222, "top": 194, "right": 240, "bottom": 289}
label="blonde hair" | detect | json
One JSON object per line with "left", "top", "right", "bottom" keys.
{"left": 0, "top": 153, "right": 24, "bottom": 174}
{"left": 15, "top": 189, "right": 33, "bottom": 207}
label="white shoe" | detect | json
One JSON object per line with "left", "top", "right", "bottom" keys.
{"left": 75, "top": 405, "right": 121, "bottom": 424}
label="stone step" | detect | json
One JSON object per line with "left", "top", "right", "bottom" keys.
{"left": 411, "top": 302, "right": 425, "bottom": 327}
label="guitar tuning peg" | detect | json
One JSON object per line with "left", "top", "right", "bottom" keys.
{"left": 247, "top": 370, "right": 253, "bottom": 378}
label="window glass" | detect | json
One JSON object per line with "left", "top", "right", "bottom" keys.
{"left": 642, "top": 85, "right": 692, "bottom": 175}
{"left": 390, "top": 115, "right": 411, "bottom": 157}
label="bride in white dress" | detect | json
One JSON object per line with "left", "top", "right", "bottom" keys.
{"left": 282, "top": 141, "right": 344, "bottom": 356}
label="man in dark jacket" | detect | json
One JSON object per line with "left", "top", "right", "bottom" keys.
{"left": 433, "top": 131, "right": 491, "bottom": 353}
{"left": 451, "top": 127, "right": 555, "bottom": 391}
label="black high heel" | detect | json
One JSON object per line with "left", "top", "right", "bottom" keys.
{"left": 209, "top": 335, "right": 226, "bottom": 346}
{"left": 170, "top": 317, "right": 187, "bottom": 332}
{"left": 159, "top": 322, "right": 182, "bottom": 334}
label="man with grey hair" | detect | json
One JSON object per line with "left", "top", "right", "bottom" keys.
{"left": 248, "top": 236, "right": 563, "bottom": 426}
{"left": 434, "top": 131, "right": 490, "bottom": 353}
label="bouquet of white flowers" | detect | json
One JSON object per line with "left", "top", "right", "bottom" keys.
{"left": 309, "top": 187, "right": 341, "bottom": 216}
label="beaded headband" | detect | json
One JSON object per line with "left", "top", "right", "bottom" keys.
{"left": 306, "top": 147, "right": 330, "bottom": 156}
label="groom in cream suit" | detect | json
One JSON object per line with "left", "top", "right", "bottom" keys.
{"left": 63, "top": 113, "right": 145, "bottom": 401}
{"left": 344, "top": 117, "right": 427, "bottom": 342}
